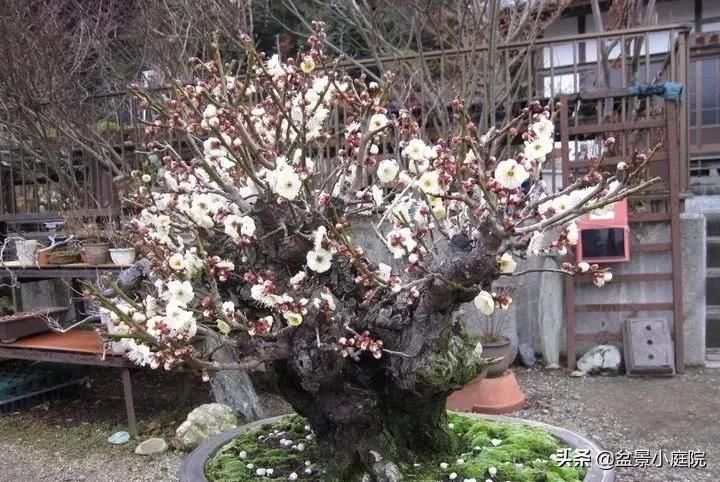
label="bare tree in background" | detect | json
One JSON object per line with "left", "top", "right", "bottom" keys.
{"left": 0, "top": 0, "right": 254, "bottom": 212}
{"left": 264, "top": 0, "right": 570, "bottom": 132}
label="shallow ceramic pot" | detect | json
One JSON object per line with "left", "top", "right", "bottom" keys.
{"left": 483, "top": 336, "right": 514, "bottom": 378}
{"left": 83, "top": 242, "right": 110, "bottom": 265}
{"left": 179, "top": 413, "right": 615, "bottom": 482}
{"left": 15, "top": 239, "right": 39, "bottom": 265}
{"left": 0, "top": 307, "right": 68, "bottom": 343}
{"left": 109, "top": 247, "right": 136, "bottom": 265}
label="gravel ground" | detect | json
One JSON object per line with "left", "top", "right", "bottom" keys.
{"left": 514, "top": 367, "right": 720, "bottom": 482}
{"left": 0, "top": 366, "right": 717, "bottom": 481}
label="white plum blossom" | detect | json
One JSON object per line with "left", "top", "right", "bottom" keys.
{"left": 306, "top": 248, "right": 332, "bottom": 273}
{"left": 168, "top": 252, "right": 186, "bottom": 271}
{"left": 566, "top": 222, "right": 579, "bottom": 245}
{"left": 473, "top": 290, "right": 495, "bottom": 315}
{"left": 284, "top": 311, "right": 303, "bottom": 327}
{"left": 499, "top": 253, "right": 517, "bottom": 274}
{"left": 418, "top": 170, "right": 442, "bottom": 196}
{"left": 265, "top": 54, "right": 286, "bottom": 78}
{"left": 272, "top": 169, "right": 302, "bottom": 200}
{"left": 290, "top": 271, "right": 307, "bottom": 288}
{"left": 251, "top": 282, "right": 280, "bottom": 307}
{"left": 530, "top": 117, "right": 554, "bottom": 138}
{"left": 369, "top": 113, "right": 389, "bottom": 131}
{"left": 377, "top": 159, "right": 399, "bottom": 184}
{"left": 166, "top": 280, "right": 194, "bottom": 306}
{"left": 386, "top": 227, "right": 417, "bottom": 259}
{"left": 524, "top": 137, "right": 554, "bottom": 160}
{"left": 403, "top": 138, "right": 429, "bottom": 162}
{"left": 494, "top": 159, "right": 529, "bottom": 189}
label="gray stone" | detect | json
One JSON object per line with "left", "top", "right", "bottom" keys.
{"left": 569, "top": 370, "right": 587, "bottom": 377}
{"left": 173, "top": 403, "right": 238, "bottom": 451}
{"left": 518, "top": 343, "right": 537, "bottom": 367}
{"left": 135, "top": 437, "right": 168, "bottom": 455}
{"left": 576, "top": 345, "right": 622, "bottom": 375}
{"left": 107, "top": 431, "right": 131, "bottom": 445}
{"left": 680, "top": 213, "right": 706, "bottom": 366}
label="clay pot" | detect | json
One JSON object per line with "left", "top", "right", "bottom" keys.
{"left": 109, "top": 247, "right": 137, "bottom": 265}
{"left": 482, "top": 336, "right": 514, "bottom": 378}
{"left": 83, "top": 242, "right": 110, "bottom": 265}
{"left": 37, "top": 249, "right": 52, "bottom": 265}
{"left": 48, "top": 250, "right": 81, "bottom": 265}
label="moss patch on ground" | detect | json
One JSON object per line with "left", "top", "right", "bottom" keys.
{"left": 206, "top": 413, "right": 586, "bottom": 481}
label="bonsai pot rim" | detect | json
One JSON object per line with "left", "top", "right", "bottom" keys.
{"left": 179, "top": 413, "right": 614, "bottom": 482}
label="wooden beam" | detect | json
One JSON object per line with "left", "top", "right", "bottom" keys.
{"left": 576, "top": 303, "right": 674, "bottom": 312}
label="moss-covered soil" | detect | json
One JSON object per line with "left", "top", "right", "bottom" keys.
{"left": 206, "top": 413, "right": 586, "bottom": 481}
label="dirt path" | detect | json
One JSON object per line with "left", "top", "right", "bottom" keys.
{"left": 0, "top": 366, "right": 717, "bottom": 481}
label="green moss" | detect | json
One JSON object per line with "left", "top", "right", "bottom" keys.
{"left": 206, "top": 413, "right": 586, "bottom": 481}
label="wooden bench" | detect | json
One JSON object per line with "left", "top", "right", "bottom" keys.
{"left": 0, "top": 330, "right": 137, "bottom": 435}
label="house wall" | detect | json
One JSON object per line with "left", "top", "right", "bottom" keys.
{"left": 515, "top": 214, "right": 707, "bottom": 366}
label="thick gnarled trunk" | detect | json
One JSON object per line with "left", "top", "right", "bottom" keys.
{"left": 267, "top": 231, "right": 502, "bottom": 480}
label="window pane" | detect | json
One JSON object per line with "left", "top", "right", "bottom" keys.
{"left": 702, "top": 110, "right": 718, "bottom": 125}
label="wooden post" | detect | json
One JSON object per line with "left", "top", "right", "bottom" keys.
{"left": 121, "top": 368, "right": 137, "bottom": 436}
{"left": 559, "top": 95, "right": 577, "bottom": 370}
{"left": 666, "top": 101, "right": 685, "bottom": 373}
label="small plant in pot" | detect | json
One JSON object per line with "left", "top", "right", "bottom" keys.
{"left": 63, "top": 215, "right": 110, "bottom": 265}
{"left": 475, "top": 291, "right": 516, "bottom": 378}
{"left": 106, "top": 228, "right": 137, "bottom": 265}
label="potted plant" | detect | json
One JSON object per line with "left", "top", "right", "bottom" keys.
{"left": 14, "top": 238, "right": 39, "bottom": 265}
{"left": 106, "top": 224, "right": 137, "bottom": 265}
{"left": 475, "top": 299, "right": 516, "bottom": 378}
{"left": 94, "top": 27, "right": 653, "bottom": 479}
{"left": 62, "top": 215, "right": 110, "bottom": 265}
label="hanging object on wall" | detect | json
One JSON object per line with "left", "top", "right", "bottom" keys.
{"left": 576, "top": 198, "right": 630, "bottom": 263}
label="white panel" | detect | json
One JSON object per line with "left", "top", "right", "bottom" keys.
{"left": 542, "top": 42, "right": 575, "bottom": 68}
{"left": 542, "top": 73, "right": 578, "bottom": 97}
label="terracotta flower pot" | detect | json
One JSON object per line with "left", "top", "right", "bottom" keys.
{"left": 37, "top": 249, "right": 52, "bottom": 266}
{"left": 83, "top": 242, "right": 110, "bottom": 265}
{"left": 109, "top": 247, "right": 136, "bottom": 265}
{"left": 483, "top": 336, "right": 514, "bottom": 378}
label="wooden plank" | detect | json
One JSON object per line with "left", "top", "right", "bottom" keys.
{"left": 0, "top": 329, "right": 104, "bottom": 354}
{"left": 576, "top": 303, "right": 674, "bottom": 312}
{"left": 666, "top": 101, "right": 685, "bottom": 373}
{"left": 575, "top": 272, "right": 673, "bottom": 283}
{"left": 570, "top": 153, "right": 668, "bottom": 169}
{"left": 567, "top": 119, "right": 666, "bottom": 136}
{"left": 0, "top": 209, "right": 121, "bottom": 223}
{"left": 632, "top": 243, "right": 672, "bottom": 253}
{"left": 575, "top": 331, "right": 622, "bottom": 342}
{"left": 629, "top": 212, "right": 671, "bottom": 223}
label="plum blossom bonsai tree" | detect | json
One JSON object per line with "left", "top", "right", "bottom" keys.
{"left": 96, "top": 22, "right": 658, "bottom": 481}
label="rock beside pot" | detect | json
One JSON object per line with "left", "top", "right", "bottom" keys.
{"left": 109, "top": 247, "right": 137, "bottom": 265}
{"left": 576, "top": 344, "right": 622, "bottom": 375}
{"left": 173, "top": 403, "right": 238, "bottom": 451}
{"left": 135, "top": 437, "right": 169, "bottom": 455}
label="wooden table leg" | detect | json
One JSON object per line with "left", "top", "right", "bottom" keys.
{"left": 121, "top": 368, "right": 137, "bottom": 436}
